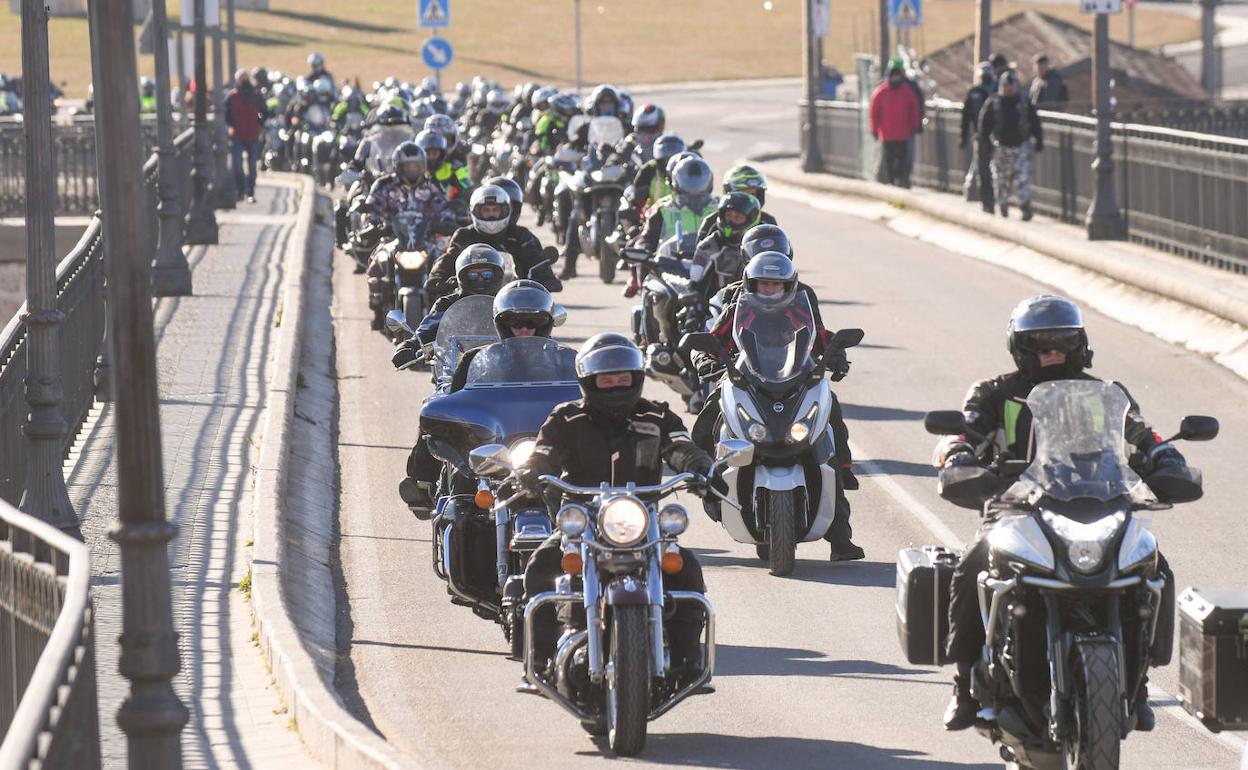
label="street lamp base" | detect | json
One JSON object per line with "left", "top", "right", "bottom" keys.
{"left": 1086, "top": 212, "right": 1127, "bottom": 241}
{"left": 151, "top": 263, "right": 193, "bottom": 297}
{"left": 211, "top": 175, "right": 238, "bottom": 210}
{"left": 185, "top": 213, "right": 219, "bottom": 246}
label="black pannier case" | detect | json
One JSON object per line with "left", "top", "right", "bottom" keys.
{"left": 1177, "top": 587, "right": 1248, "bottom": 731}
{"left": 896, "top": 546, "right": 958, "bottom": 666}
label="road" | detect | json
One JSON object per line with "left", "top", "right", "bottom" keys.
{"left": 329, "top": 82, "right": 1245, "bottom": 769}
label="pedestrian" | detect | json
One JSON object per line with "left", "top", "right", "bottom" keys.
{"left": 961, "top": 61, "right": 995, "bottom": 210}
{"left": 979, "top": 69, "right": 1043, "bottom": 220}
{"left": 988, "top": 52, "right": 1010, "bottom": 91}
{"left": 1029, "top": 54, "right": 1069, "bottom": 110}
{"left": 821, "top": 64, "right": 844, "bottom": 99}
{"left": 225, "top": 68, "right": 268, "bottom": 204}
{"left": 869, "top": 59, "right": 921, "bottom": 188}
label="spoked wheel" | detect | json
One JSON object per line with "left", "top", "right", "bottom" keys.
{"left": 1064, "top": 642, "right": 1122, "bottom": 770}
{"left": 766, "top": 489, "right": 796, "bottom": 576}
{"left": 606, "top": 605, "right": 650, "bottom": 756}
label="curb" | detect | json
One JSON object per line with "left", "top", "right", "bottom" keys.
{"left": 248, "top": 172, "right": 411, "bottom": 770}
{"left": 754, "top": 157, "right": 1248, "bottom": 333}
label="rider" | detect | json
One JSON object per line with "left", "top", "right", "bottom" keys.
{"left": 937, "top": 295, "right": 1182, "bottom": 733}
{"left": 139, "top": 77, "right": 158, "bottom": 113}
{"left": 621, "top": 132, "right": 686, "bottom": 231}
{"left": 641, "top": 156, "right": 718, "bottom": 254}
{"left": 535, "top": 92, "right": 580, "bottom": 154}
{"left": 417, "top": 128, "right": 471, "bottom": 202}
{"left": 572, "top": 84, "right": 630, "bottom": 148}
{"left": 304, "top": 52, "right": 334, "bottom": 88}
{"left": 697, "top": 164, "right": 777, "bottom": 240}
{"left": 425, "top": 184, "right": 563, "bottom": 301}
{"left": 520, "top": 333, "right": 714, "bottom": 676}
{"left": 612, "top": 103, "right": 665, "bottom": 163}
{"left": 690, "top": 192, "right": 762, "bottom": 301}
{"left": 332, "top": 84, "right": 368, "bottom": 132}
{"left": 690, "top": 252, "right": 864, "bottom": 562}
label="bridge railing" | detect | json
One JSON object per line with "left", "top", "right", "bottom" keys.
{"left": 806, "top": 98, "right": 1248, "bottom": 273}
{"left": 0, "top": 498, "right": 99, "bottom": 769}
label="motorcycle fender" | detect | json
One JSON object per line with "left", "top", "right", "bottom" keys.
{"left": 604, "top": 575, "right": 650, "bottom": 606}
{"left": 718, "top": 465, "right": 758, "bottom": 545}
{"left": 753, "top": 464, "right": 803, "bottom": 493}
{"left": 804, "top": 464, "right": 838, "bottom": 542}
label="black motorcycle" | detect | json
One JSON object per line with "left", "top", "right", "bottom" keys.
{"left": 367, "top": 209, "right": 433, "bottom": 335}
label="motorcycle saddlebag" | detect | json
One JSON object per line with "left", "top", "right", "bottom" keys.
{"left": 1177, "top": 587, "right": 1248, "bottom": 731}
{"left": 895, "top": 546, "right": 958, "bottom": 666}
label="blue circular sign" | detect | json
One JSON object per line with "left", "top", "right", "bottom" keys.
{"left": 421, "top": 38, "right": 454, "bottom": 70}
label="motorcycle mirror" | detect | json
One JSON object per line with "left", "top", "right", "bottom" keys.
{"left": 385, "top": 310, "right": 414, "bottom": 336}
{"left": 552, "top": 304, "right": 567, "bottom": 327}
{"left": 924, "top": 410, "right": 967, "bottom": 436}
{"left": 468, "top": 444, "right": 513, "bottom": 477}
{"left": 688, "top": 139, "right": 704, "bottom": 151}
{"left": 620, "top": 248, "right": 650, "bottom": 264}
{"left": 831, "top": 328, "right": 864, "bottom": 349}
{"left": 1175, "top": 415, "right": 1219, "bottom": 442}
{"left": 715, "top": 439, "right": 754, "bottom": 468}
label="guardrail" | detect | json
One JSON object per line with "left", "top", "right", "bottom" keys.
{"left": 807, "top": 99, "right": 1248, "bottom": 273}
{"left": 0, "top": 498, "right": 99, "bottom": 769}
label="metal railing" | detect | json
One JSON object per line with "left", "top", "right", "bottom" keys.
{"left": 807, "top": 99, "right": 1248, "bottom": 273}
{"left": 0, "top": 498, "right": 99, "bottom": 769}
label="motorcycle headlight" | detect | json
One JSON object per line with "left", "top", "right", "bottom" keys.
{"left": 658, "top": 504, "right": 689, "bottom": 536}
{"left": 747, "top": 423, "right": 768, "bottom": 442}
{"left": 987, "top": 515, "right": 1056, "bottom": 573}
{"left": 396, "top": 251, "right": 427, "bottom": 271}
{"left": 1041, "top": 510, "right": 1126, "bottom": 574}
{"left": 788, "top": 421, "right": 810, "bottom": 443}
{"left": 599, "top": 496, "right": 648, "bottom": 546}
{"left": 509, "top": 438, "right": 537, "bottom": 468}
{"left": 1117, "top": 517, "right": 1158, "bottom": 573}
{"left": 556, "top": 504, "right": 589, "bottom": 537}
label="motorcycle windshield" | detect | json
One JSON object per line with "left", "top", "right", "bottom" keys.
{"left": 731, "top": 293, "right": 816, "bottom": 384}
{"left": 365, "top": 126, "right": 416, "bottom": 175}
{"left": 392, "top": 209, "right": 429, "bottom": 248}
{"left": 1007, "top": 380, "right": 1147, "bottom": 503}
{"left": 587, "top": 116, "right": 624, "bottom": 149}
{"left": 304, "top": 103, "right": 329, "bottom": 128}
{"left": 465, "top": 337, "right": 579, "bottom": 387}
{"left": 434, "top": 295, "right": 499, "bottom": 373}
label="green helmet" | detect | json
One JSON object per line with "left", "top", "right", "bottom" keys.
{"left": 722, "top": 164, "right": 768, "bottom": 206}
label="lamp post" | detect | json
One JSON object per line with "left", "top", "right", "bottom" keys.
{"left": 574, "top": 0, "right": 583, "bottom": 97}
{"left": 1201, "top": 0, "right": 1218, "bottom": 96}
{"left": 185, "top": 0, "right": 219, "bottom": 244}
{"left": 210, "top": 11, "right": 237, "bottom": 209}
{"left": 802, "top": 0, "right": 823, "bottom": 173}
{"left": 1085, "top": 11, "right": 1126, "bottom": 240}
{"left": 18, "top": 0, "right": 77, "bottom": 534}
{"left": 86, "top": 2, "right": 189, "bottom": 769}
{"left": 227, "top": 0, "right": 237, "bottom": 81}
{"left": 974, "top": 0, "right": 991, "bottom": 63}
{"left": 879, "top": 0, "right": 890, "bottom": 69}
{"left": 151, "top": 0, "right": 193, "bottom": 296}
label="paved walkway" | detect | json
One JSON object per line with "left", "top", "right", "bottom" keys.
{"left": 66, "top": 182, "right": 320, "bottom": 769}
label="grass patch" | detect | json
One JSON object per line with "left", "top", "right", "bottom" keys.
{"left": 7, "top": 0, "right": 1203, "bottom": 97}
{"left": 237, "top": 569, "right": 252, "bottom": 599}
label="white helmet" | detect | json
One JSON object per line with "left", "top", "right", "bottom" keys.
{"left": 470, "top": 184, "right": 511, "bottom": 235}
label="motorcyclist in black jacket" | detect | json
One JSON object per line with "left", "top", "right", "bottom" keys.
{"left": 520, "top": 333, "right": 714, "bottom": 675}
{"left": 937, "top": 295, "right": 1182, "bottom": 733}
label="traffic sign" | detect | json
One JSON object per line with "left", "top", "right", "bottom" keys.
{"left": 1081, "top": 0, "right": 1122, "bottom": 12}
{"left": 421, "top": 37, "right": 454, "bottom": 70}
{"left": 813, "top": 0, "right": 831, "bottom": 37}
{"left": 890, "top": 0, "right": 922, "bottom": 28}
{"left": 419, "top": 0, "right": 450, "bottom": 29}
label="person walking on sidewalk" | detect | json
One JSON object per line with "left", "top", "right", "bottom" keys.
{"left": 961, "top": 61, "right": 995, "bottom": 210}
{"left": 1029, "top": 54, "right": 1069, "bottom": 111}
{"left": 979, "top": 69, "right": 1043, "bottom": 220}
{"left": 225, "top": 69, "right": 269, "bottom": 204}
{"left": 869, "top": 59, "right": 921, "bottom": 188}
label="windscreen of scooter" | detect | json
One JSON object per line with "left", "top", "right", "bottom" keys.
{"left": 731, "top": 292, "right": 815, "bottom": 384}
{"left": 587, "top": 116, "right": 625, "bottom": 150}
{"left": 1006, "top": 380, "right": 1149, "bottom": 504}
{"left": 465, "top": 337, "right": 579, "bottom": 387}
{"left": 434, "top": 295, "right": 499, "bottom": 371}
{"left": 365, "top": 125, "right": 417, "bottom": 175}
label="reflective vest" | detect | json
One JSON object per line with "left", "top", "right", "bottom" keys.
{"left": 139, "top": 95, "right": 158, "bottom": 113}
{"left": 658, "top": 197, "right": 716, "bottom": 241}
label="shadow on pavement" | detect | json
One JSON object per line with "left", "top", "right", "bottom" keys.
{"left": 351, "top": 639, "right": 510, "bottom": 657}
{"left": 842, "top": 403, "right": 927, "bottom": 421}
{"left": 714, "top": 644, "right": 934, "bottom": 681}
{"left": 857, "top": 458, "right": 938, "bottom": 478}
{"left": 694, "top": 553, "right": 896, "bottom": 588}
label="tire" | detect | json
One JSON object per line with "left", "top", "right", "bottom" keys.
{"left": 596, "top": 213, "right": 615, "bottom": 284}
{"left": 766, "top": 489, "right": 796, "bottom": 577}
{"left": 1065, "top": 642, "right": 1122, "bottom": 770}
{"left": 508, "top": 608, "right": 525, "bottom": 661}
{"left": 607, "top": 605, "right": 650, "bottom": 756}
{"left": 754, "top": 543, "right": 770, "bottom": 561}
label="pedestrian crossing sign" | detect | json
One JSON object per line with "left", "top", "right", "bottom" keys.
{"left": 419, "top": 0, "right": 450, "bottom": 29}
{"left": 890, "top": 0, "right": 922, "bottom": 28}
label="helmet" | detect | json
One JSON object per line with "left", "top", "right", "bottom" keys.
{"left": 975, "top": 60, "right": 994, "bottom": 84}
{"left": 411, "top": 99, "right": 435, "bottom": 122}
{"left": 670, "top": 157, "right": 714, "bottom": 207}
{"left": 1006, "top": 295, "right": 1092, "bottom": 380}
{"left": 741, "top": 224, "right": 793, "bottom": 259}
{"left": 486, "top": 89, "right": 510, "bottom": 115}
{"left": 313, "top": 77, "right": 334, "bottom": 99}
{"left": 575, "top": 333, "right": 645, "bottom": 415}
{"left": 652, "top": 133, "right": 686, "bottom": 168}
{"left": 392, "top": 142, "right": 427, "bottom": 184}
{"left": 424, "top": 113, "right": 459, "bottom": 153}
{"left": 454, "top": 244, "right": 508, "bottom": 296}
{"left": 743, "top": 252, "right": 799, "bottom": 310}
{"left": 588, "top": 84, "right": 621, "bottom": 117}
{"left": 531, "top": 86, "right": 558, "bottom": 111}
{"left": 470, "top": 184, "right": 512, "bottom": 235}
{"left": 376, "top": 103, "right": 409, "bottom": 126}
{"left": 551, "top": 92, "right": 581, "bottom": 119}
{"left": 999, "top": 69, "right": 1021, "bottom": 89}
{"left": 633, "top": 104, "right": 665, "bottom": 134}
{"left": 493, "top": 279, "right": 556, "bottom": 339}
{"left": 425, "top": 95, "right": 449, "bottom": 115}
{"left": 455, "top": 82, "right": 471, "bottom": 98}
{"left": 140, "top": 77, "right": 156, "bottom": 96}
{"left": 484, "top": 176, "right": 524, "bottom": 226}
{"left": 308, "top": 53, "right": 325, "bottom": 72}
{"left": 420, "top": 76, "right": 439, "bottom": 94}
{"left": 519, "top": 82, "right": 539, "bottom": 107}
{"left": 415, "top": 129, "right": 447, "bottom": 168}
{"left": 717, "top": 192, "right": 762, "bottom": 244}
{"left": 722, "top": 163, "right": 769, "bottom": 205}
{"left": 251, "top": 66, "right": 270, "bottom": 89}
{"left": 618, "top": 90, "right": 634, "bottom": 123}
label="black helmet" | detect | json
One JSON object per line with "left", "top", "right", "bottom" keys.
{"left": 652, "top": 133, "right": 686, "bottom": 168}
{"left": 1006, "top": 295, "right": 1092, "bottom": 381}
{"left": 454, "top": 244, "right": 507, "bottom": 296}
{"left": 392, "top": 142, "right": 427, "bottom": 184}
{"left": 670, "top": 157, "right": 714, "bottom": 207}
{"left": 469, "top": 184, "right": 512, "bottom": 236}
{"left": 551, "top": 92, "right": 581, "bottom": 119}
{"left": 741, "top": 224, "right": 793, "bottom": 259}
{"left": 633, "top": 103, "right": 665, "bottom": 134}
{"left": 376, "top": 103, "right": 409, "bottom": 126}
{"left": 717, "top": 192, "right": 762, "bottom": 244}
{"left": 424, "top": 113, "right": 459, "bottom": 153}
{"left": 588, "top": 84, "right": 621, "bottom": 117}
{"left": 531, "top": 86, "right": 558, "bottom": 111}
{"left": 575, "top": 333, "right": 645, "bottom": 416}
{"left": 484, "top": 176, "right": 524, "bottom": 226}
{"left": 743, "top": 252, "right": 799, "bottom": 310}
{"left": 415, "top": 129, "right": 447, "bottom": 168}
{"left": 493, "top": 279, "right": 555, "bottom": 339}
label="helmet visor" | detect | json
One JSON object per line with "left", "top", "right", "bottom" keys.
{"left": 575, "top": 344, "right": 644, "bottom": 378}
{"left": 461, "top": 266, "right": 501, "bottom": 290}
{"left": 397, "top": 158, "right": 425, "bottom": 183}
{"left": 1015, "top": 329, "right": 1083, "bottom": 355}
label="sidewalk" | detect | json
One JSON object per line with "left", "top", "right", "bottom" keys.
{"left": 65, "top": 181, "right": 322, "bottom": 769}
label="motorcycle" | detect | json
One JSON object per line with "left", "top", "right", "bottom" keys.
{"left": 920, "top": 379, "right": 1216, "bottom": 770}
{"left": 262, "top": 116, "right": 290, "bottom": 172}
{"left": 295, "top": 101, "right": 333, "bottom": 179}
{"left": 680, "top": 293, "right": 864, "bottom": 575}
{"left": 573, "top": 117, "right": 630, "bottom": 283}
{"left": 469, "top": 438, "right": 753, "bottom": 756}
{"left": 547, "top": 144, "right": 586, "bottom": 247}
{"left": 367, "top": 209, "right": 434, "bottom": 335}
{"left": 339, "top": 124, "right": 420, "bottom": 266}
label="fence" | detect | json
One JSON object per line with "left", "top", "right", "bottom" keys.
{"left": 807, "top": 99, "right": 1248, "bottom": 273}
{"left": 0, "top": 498, "right": 99, "bottom": 769}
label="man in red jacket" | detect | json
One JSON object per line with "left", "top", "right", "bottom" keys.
{"left": 869, "top": 59, "right": 921, "bottom": 188}
{"left": 225, "top": 69, "right": 269, "bottom": 203}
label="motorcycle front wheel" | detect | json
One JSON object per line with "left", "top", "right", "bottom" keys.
{"left": 607, "top": 605, "right": 650, "bottom": 756}
{"left": 1064, "top": 642, "right": 1121, "bottom": 770}
{"left": 766, "top": 489, "right": 797, "bottom": 577}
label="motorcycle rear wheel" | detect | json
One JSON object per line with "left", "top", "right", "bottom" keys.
{"left": 607, "top": 605, "right": 651, "bottom": 756}
{"left": 766, "top": 489, "right": 797, "bottom": 577}
{"left": 1065, "top": 642, "right": 1121, "bottom": 770}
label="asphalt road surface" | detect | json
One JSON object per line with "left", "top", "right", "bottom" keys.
{"left": 329, "top": 83, "right": 1246, "bottom": 769}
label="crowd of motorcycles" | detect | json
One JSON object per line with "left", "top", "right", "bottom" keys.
{"left": 270, "top": 63, "right": 1223, "bottom": 768}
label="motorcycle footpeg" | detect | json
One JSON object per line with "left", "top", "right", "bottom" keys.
{"left": 515, "top": 681, "right": 543, "bottom": 696}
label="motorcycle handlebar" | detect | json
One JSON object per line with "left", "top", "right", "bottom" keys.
{"left": 537, "top": 472, "right": 699, "bottom": 499}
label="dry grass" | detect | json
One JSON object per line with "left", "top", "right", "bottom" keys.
{"left": 4, "top": 0, "right": 1203, "bottom": 97}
